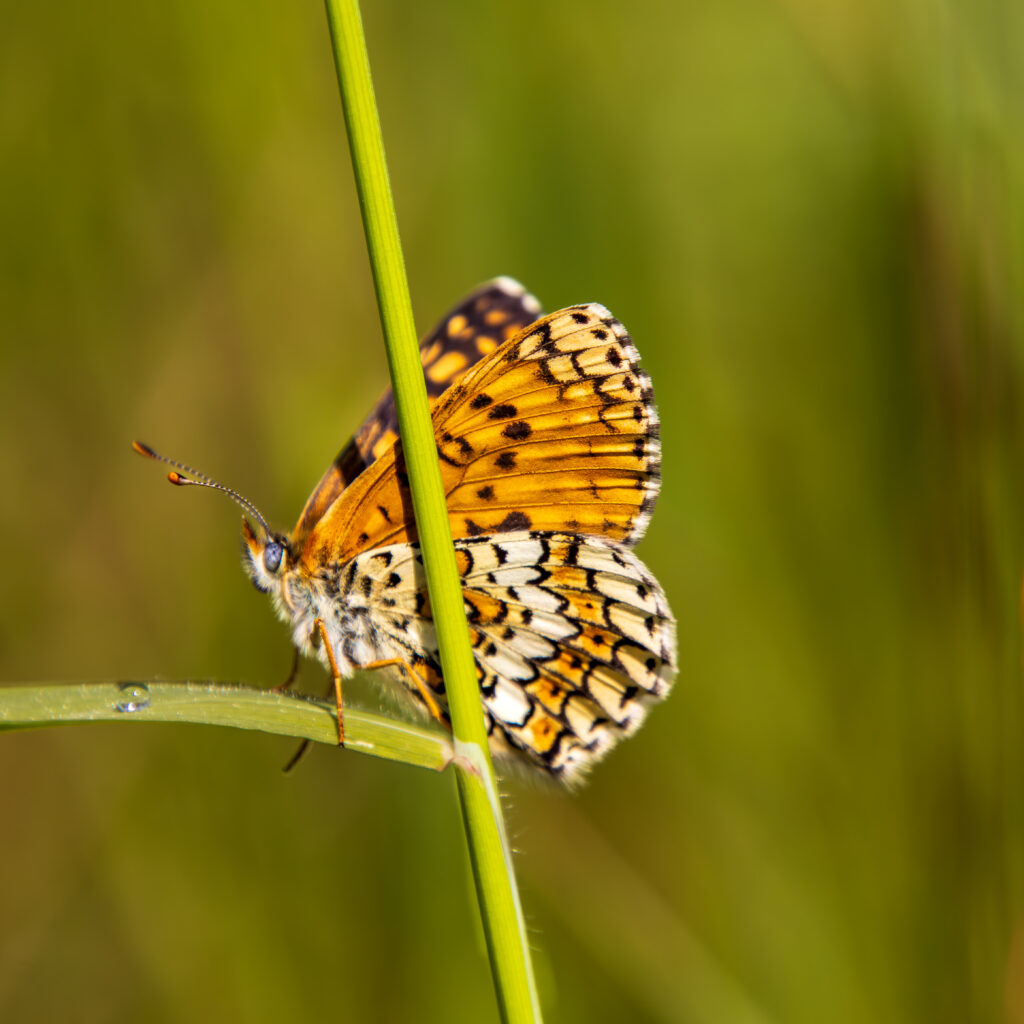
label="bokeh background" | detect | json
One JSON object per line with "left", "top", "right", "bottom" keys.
{"left": 2, "top": 1, "right": 1023, "bottom": 1021}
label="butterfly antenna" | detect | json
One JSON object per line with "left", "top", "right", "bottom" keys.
{"left": 132, "top": 441, "right": 271, "bottom": 535}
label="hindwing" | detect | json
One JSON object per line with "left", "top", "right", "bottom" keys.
{"left": 340, "top": 531, "right": 675, "bottom": 780}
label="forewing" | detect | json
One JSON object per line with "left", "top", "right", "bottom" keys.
{"left": 292, "top": 278, "right": 542, "bottom": 543}
{"left": 435, "top": 304, "right": 661, "bottom": 546}
{"left": 299, "top": 304, "right": 662, "bottom": 568}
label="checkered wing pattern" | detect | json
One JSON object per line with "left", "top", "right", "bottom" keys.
{"left": 333, "top": 532, "right": 674, "bottom": 780}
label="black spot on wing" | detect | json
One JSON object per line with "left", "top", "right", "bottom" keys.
{"left": 495, "top": 510, "right": 531, "bottom": 532}
{"left": 503, "top": 421, "right": 532, "bottom": 440}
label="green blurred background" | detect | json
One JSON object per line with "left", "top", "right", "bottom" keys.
{"left": 2, "top": 1, "right": 1023, "bottom": 1021}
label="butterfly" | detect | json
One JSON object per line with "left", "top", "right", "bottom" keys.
{"left": 136, "top": 278, "right": 676, "bottom": 782}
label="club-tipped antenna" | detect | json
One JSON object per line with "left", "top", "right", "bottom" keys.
{"left": 132, "top": 441, "right": 271, "bottom": 535}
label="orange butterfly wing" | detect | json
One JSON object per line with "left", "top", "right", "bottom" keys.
{"left": 293, "top": 304, "right": 661, "bottom": 571}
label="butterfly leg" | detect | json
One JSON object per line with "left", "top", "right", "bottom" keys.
{"left": 362, "top": 657, "right": 445, "bottom": 725}
{"left": 272, "top": 646, "right": 301, "bottom": 692}
{"left": 281, "top": 737, "right": 312, "bottom": 773}
{"left": 276, "top": 647, "right": 311, "bottom": 772}
{"left": 312, "top": 617, "right": 345, "bottom": 746}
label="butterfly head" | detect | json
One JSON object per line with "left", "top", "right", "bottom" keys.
{"left": 240, "top": 517, "right": 292, "bottom": 594}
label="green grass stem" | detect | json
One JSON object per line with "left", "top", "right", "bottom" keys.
{"left": 322, "top": 2, "right": 541, "bottom": 1021}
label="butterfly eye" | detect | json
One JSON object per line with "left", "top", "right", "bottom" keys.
{"left": 263, "top": 541, "right": 285, "bottom": 575}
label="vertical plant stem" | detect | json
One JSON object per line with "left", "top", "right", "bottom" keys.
{"left": 321, "top": 2, "right": 542, "bottom": 1021}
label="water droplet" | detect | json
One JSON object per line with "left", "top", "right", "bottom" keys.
{"left": 115, "top": 682, "right": 151, "bottom": 713}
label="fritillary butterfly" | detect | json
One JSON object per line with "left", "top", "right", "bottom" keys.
{"left": 137, "top": 279, "right": 676, "bottom": 781}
